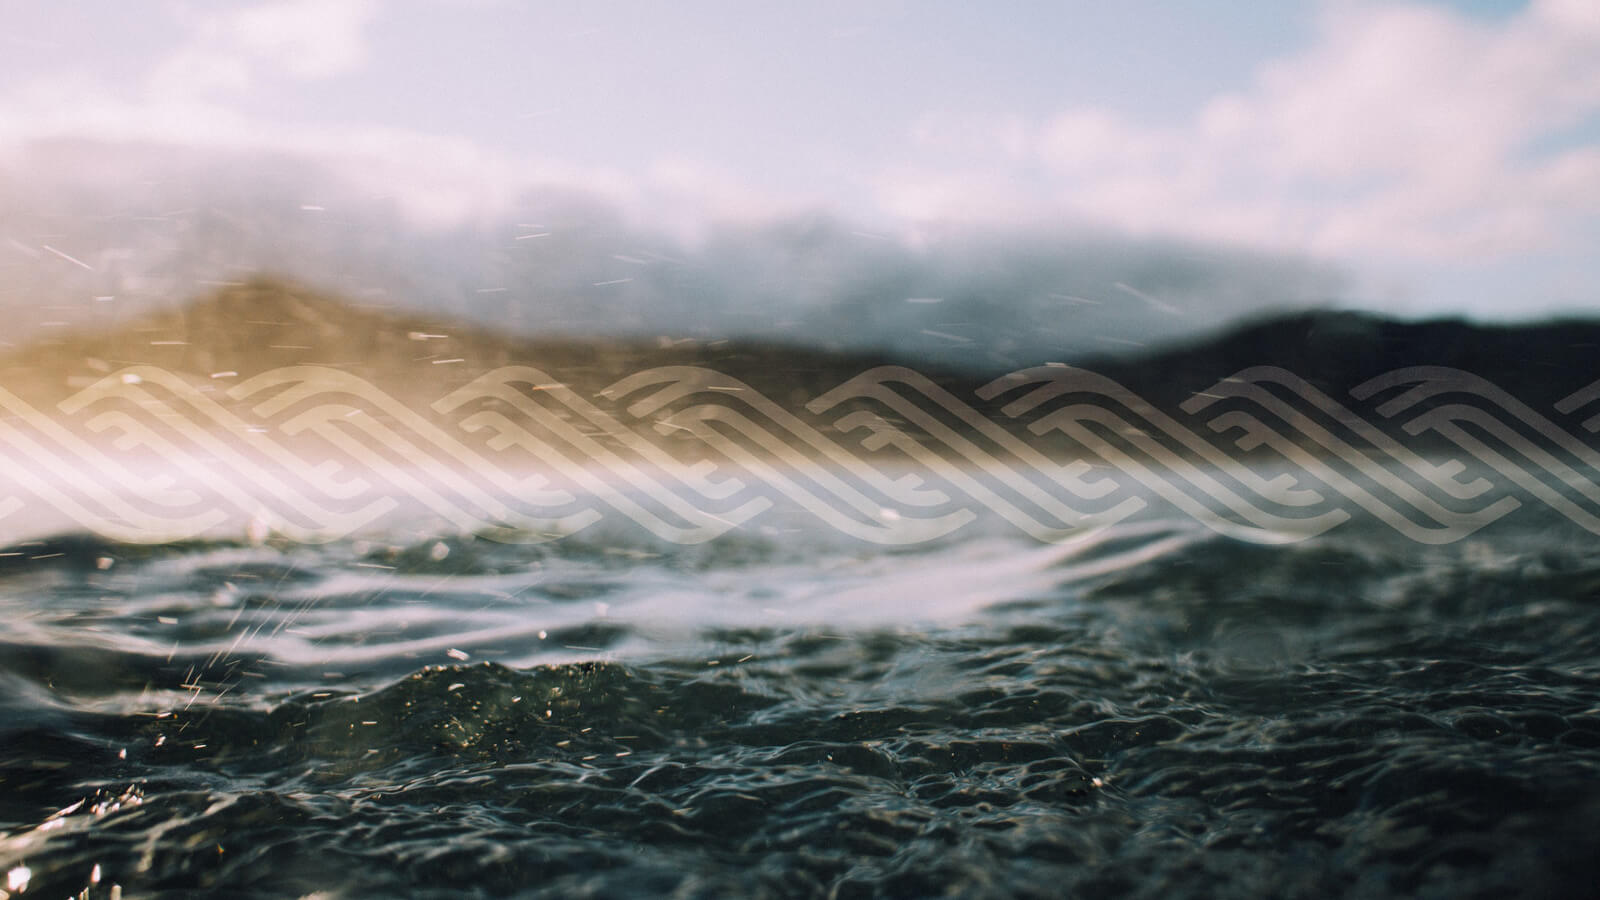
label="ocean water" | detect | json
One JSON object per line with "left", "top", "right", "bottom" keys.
{"left": 2, "top": 506, "right": 1599, "bottom": 898}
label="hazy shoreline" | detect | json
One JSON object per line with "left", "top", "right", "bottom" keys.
{"left": 0, "top": 278, "right": 1595, "bottom": 549}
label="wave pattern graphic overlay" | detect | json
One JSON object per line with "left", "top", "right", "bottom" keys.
{"left": 1, "top": 363, "right": 1597, "bottom": 545}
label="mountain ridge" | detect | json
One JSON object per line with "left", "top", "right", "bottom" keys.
{"left": 2, "top": 276, "right": 1595, "bottom": 435}
{"left": 0, "top": 276, "right": 969, "bottom": 407}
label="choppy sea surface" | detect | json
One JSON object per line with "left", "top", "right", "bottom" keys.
{"left": 3, "top": 506, "right": 1599, "bottom": 898}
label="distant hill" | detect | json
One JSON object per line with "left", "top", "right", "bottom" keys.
{"left": 1079, "top": 309, "right": 1600, "bottom": 411}
{"left": 1, "top": 276, "right": 1595, "bottom": 456}
{"left": 0, "top": 277, "right": 963, "bottom": 408}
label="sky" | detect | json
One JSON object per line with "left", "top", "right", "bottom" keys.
{"left": 0, "top": 0, "right": 1597, "bottom": 337}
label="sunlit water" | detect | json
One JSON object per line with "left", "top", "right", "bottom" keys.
{"left": 2, "top": 477, "right": 1598, "bottom": 898}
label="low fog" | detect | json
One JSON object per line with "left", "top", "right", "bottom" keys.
{"left": 1, "top": 139, "right": 1345, "bottom": 370}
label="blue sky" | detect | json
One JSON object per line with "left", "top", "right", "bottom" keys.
{"left": 1, "top": 0, "right": 1596, "bottom": 324}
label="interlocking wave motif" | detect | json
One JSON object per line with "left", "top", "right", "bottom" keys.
{"left": 1, "top": 364, "right": 1597, "bottom": 545}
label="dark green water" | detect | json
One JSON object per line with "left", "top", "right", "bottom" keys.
{"left": 3, "top": 523, "right": 1599, "bottom": 898}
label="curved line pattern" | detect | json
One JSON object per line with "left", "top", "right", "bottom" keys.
{"left": 0, "top": 363, "right": 1590, "bottom": 545}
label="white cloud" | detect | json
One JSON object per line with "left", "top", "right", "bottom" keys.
{"left": 0, "top": 0, "right": 795, "bottom": 236}
{"left": 880, "top": 0, "right": 1600, "bottom": 263}
{"left": 2, "top": 0, "right": 1595, "bottom": 284}
{"left": 0, "top": 93, "right": 788, "bottom": 239}
{"left": 150, "top": 0, "right": 378, "bottom": 99}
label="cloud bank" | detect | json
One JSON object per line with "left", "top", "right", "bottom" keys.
{"left": 0, "top": 0, "right": 1595, "bottom": 351}
{"left": 884, "top": 0, "right": 1600, "bottom": 265}
{"left": 0, "top": 139, "right": 1343, "bottom": 369}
